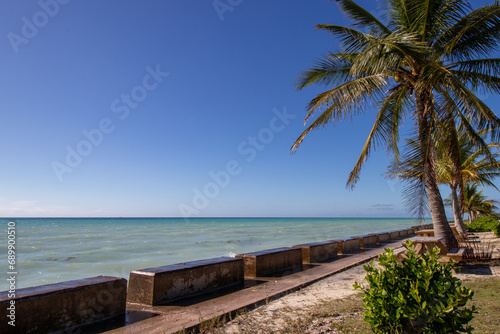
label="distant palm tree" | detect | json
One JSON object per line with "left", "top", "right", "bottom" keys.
{"left": 293, "top": 0, "right": 500, "bottom": 248}
{"left": 461, "top": 183, "right": 499, "bottom": 223}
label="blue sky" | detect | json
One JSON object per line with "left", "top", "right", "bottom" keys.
{"left": 0, "top": 0, "right": 498, "bottom": 218}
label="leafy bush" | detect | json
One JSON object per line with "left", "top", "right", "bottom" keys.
{"left": 466, "top": 216, "right": 500, "bottom": 233}
{"left": 354, "top": 240, "right": 476, "bottom": 333}
{"left": 494, "top": 223, "right": 500, "bottom": 237}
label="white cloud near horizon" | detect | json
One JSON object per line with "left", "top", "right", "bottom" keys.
{"left": 370, "top": 204, "right": 395, "bottom": 210}
{"left": 0, "top": 199, "right": 104, "bottom": 217}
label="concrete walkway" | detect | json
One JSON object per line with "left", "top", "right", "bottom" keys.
{"left": 103, "top": 239, "right": 409, "bottom": 334}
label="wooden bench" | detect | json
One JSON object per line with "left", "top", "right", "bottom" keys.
{"left": 393, "top": 247, "right": 408, "bottom": 262}
{"left": 411, "top": 237, "right": 448, "bottom": 255}
{"left": 292, "top": 241, "right": 338, "bottom": 264}
{"left": 127, "top": 257, "right": 243, "bottom": 306}
{"left": 236, "top": 247, "right": 302, "bottom": 278}
{"left": 394, "top": 238, "right": 466, "bottom": 263}
{"left": 450, "top": 225, "right": 458, "bottom": 235}
{"left": 0, "top": 276, "right": 127, "bottom": 334}
{"left": 439, "top": 248, "right": 467, "bottom": 263}
{"left": 415, "top": 229, "right": 435, "bottom": 237}
{"left": 449, "top": 225, "right": 469, "bottom": 243}
{"left": 329, "top": 238, "right": 361, "bottom": 254}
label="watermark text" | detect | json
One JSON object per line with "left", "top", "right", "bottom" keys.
{"left": 213, "top": 0, "right": 243, "bottom": 21}
{"left": 8, "top": 0, "right": 73, "bottom": 54}
{"left": 178, "top": 106, "right": 296, "bottom": 217}
{"left": 6, "top": 221, "right": 17, "bottom": 327}
{"left": 51, "top": 64, "right": 169, "bottom": 182}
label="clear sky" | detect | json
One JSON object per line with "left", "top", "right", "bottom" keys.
{"left": 0, "top": 0, "right": 498, "bottom": 218}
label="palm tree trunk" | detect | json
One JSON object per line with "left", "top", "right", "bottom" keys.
{"left": 450, "top": 185, "right": 467, "bottom": 234}
{"left": 415, "top": 92, "right": 457, "bottom": 249}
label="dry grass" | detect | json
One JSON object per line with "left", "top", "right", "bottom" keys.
{"left": 467, "top": 275, "right": 500, "bottom": 333}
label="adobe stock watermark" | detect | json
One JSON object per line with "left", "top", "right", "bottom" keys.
{"left": 7, "top": 0, "right": 73, "bottom": 54}
{"left": 178, "top": 106, "right": 296, "bottom": 218}
{"left": 6, "top": 221, "right": 17, "bottom": 328}
{"left": 213, "top": 0, "right": 243, "bottom": 21}
{"left": 51, "top": 64, "right": 169, "bottom": 182}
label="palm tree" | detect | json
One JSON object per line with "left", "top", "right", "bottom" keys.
{"left": 462, "top": 182, "right": 499, "bottom": 222}
{"left": 435, "top": 127, "right": 500, "bottom": 233}
{"left": 292, "top": 0, "right": 500, "bottom": 249}
{"left": 387, "top": 127, "right": 500, "bottom": 234}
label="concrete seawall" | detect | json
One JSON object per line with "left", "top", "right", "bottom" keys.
{"left": 1, "top": 227, "right": 424, "bottom": 333}
{"left": 0, "top": 276, "right": 127, "bottom": 334}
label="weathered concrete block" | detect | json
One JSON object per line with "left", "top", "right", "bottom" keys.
{"left": 351, "top": 234, "right": 378, "bottom": 249}
{"left": 399, "top": 229, "right": 409, "bottom": 238}
{"left": 0, "top": 276, "right": 127, "bottom": 334}
{"left": 292, "top": 241, "right": 338, "bottom": 264}
{"left": 236, "top": 247, "right": 302, "bottom": 278}
{"left": 329, "top": 238, "right": 361, "bottom": 255}
{"left": 371, "top": 232, "right": 391, "bottom": 245}
{"left": 400, "top": 228, "right": 416, "bottom": 238}
{"left": 388, "top": 230, "right": 401, "bottom": 240}
{"left": 127, "top": 257, "right": 243, "bottom": 306}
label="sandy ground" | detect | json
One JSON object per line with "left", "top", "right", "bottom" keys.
{"left": 209, "top": 232, "right": 500, "bottom": 334}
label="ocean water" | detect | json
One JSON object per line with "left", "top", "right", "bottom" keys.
{"left": 0, "top": 217, "right": 421, "bottom": 290}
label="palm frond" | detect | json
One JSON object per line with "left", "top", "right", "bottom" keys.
{"left": 302, "top": 74, "right": 387, "bottom": 124}
{"left": 446, "top": 76, "right": 500, "bottom": 140}
{"left": 349, "top": 32, "right": 426, "bottom": 76}
{"left": 386, "top": 135, "right": 429, "bottom": 218}
{"left": 316, "top": 25, "right": 372, "bottom": 53}
{"left": 447, "top": 58, "right": 500, "bottom": 77}
{"left": 346, "top": 86, "right": 411, "bottom": 188}
{"left": 448, "top": 71, "right": 500, "bottom": 95}
{"left": 402, "top": 177, "right": 430, "bottom": 219}
{"left": 333, "top": 0, "right": 392, "bottom": 36}
{"left": 437, "top": 3, "right": 500, "bottom": 60}
{"left": 295, "top": 53, "right": 353, "bottom": 90}
{"left": 291, "top": 74, "right": 388, "bottom": 152}
{"left": 388, "top": 0, "right": 468, "bottom": 41}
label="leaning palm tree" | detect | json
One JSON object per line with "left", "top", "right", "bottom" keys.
{"left": 462, "top": 182, "right": 499, "bottom": 222}
{"left": 292, "top": 0, "right": 500, "bottom": 249}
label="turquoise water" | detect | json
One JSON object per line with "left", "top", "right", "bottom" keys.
{"left": 0, "top": 217, "right": 421, "bottom": 290}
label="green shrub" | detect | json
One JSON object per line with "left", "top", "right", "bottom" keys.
{"left": 466, "top": 216, "right": 500, "bottom": 233}
{"left": 494, "top": 223, "right": 500, "bottom": 237}
{"left": 354, "top": 240, "right": 476, "bottom": 333}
